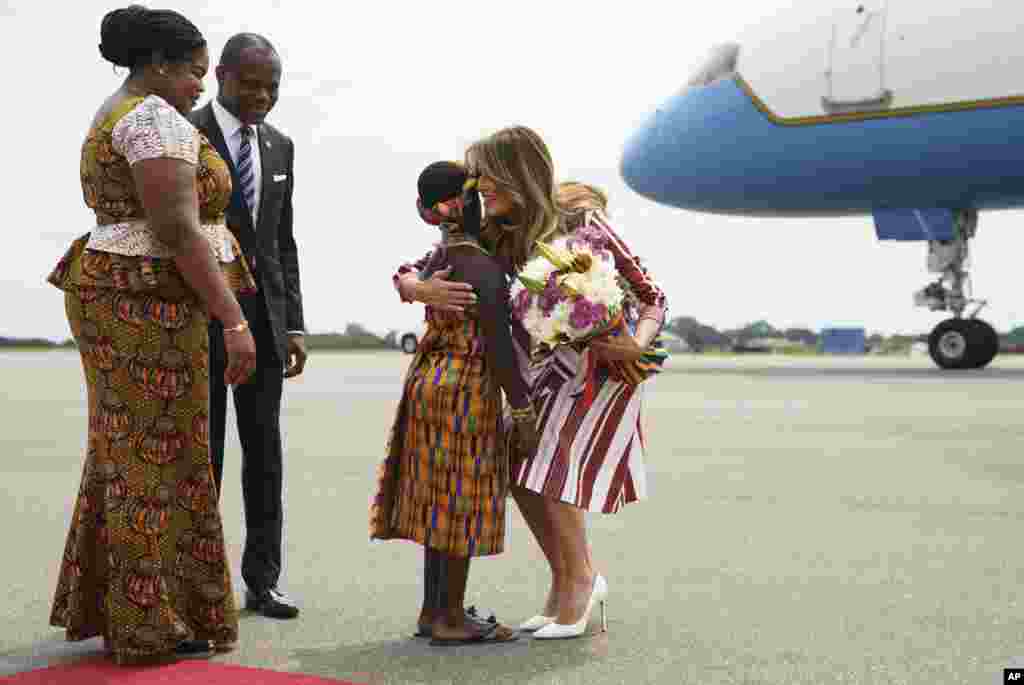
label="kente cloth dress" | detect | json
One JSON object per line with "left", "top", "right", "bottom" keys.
{"left": 371, "top": 233, "right": 530, "bottom": 557}
{"left": 46, "top": 94, "right": 256, "bottom": 663}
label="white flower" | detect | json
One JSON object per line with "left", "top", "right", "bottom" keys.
{"left": 560, "top": 272, "right": 587, "bottom": 295}
{"left": 513, "top": 237, "right": 627, "bottom": 347}
{"left": 520, "top": 255, "right": 557, "bottom": 285}
{"left": 536, "top": 315, "right": 560, "bottom": 346}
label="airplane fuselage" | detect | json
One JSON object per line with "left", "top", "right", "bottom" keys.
{"left": 619, "top": 1, "right": 1024, "bottom": 370}
{"left": 620, "top": 1, "right": 1024, "bottom": 217}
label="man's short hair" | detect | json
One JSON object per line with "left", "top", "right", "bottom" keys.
{"left": 220, "top": 33, "right": 277, "bottom": 68}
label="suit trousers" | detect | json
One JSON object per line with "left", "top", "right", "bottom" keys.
{"left": 209, "top": 294, "right": 285, "bottom": 594}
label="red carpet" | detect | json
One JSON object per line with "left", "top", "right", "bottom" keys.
{"left": 0, "top": 658, "right": 361, "bottom": 685}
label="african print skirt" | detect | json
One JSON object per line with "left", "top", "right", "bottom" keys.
{"left": 46, "top": 235, "right": 255, "bottom": 664}
{"left": 370, "top": 312, "right": 509, "bottom": 558}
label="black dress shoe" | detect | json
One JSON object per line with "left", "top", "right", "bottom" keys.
{"left": 175, "top": 640, "right": 214, "bottom": 656}
{"left": 245, "top": 587, "right": 300, "bottom": 619}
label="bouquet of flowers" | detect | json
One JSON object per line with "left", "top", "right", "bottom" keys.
{"left": 511, "top": 226, "right": 670, "bottom": 391}
{"left": 510, "top": 235, "right": 625, "bottom": 349}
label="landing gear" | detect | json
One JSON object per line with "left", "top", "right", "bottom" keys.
{"left": 913, "top": 209, "right": 997, "bottom": 370}
{"left": 927, "top": 318, "right": 998, "bottom": 369}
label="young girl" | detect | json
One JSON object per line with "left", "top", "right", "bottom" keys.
{"left": 371, "top": 162, "right": 537, "bottom": 645}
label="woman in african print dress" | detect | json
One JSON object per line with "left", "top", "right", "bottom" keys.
{"left": 46, "top": 7, "right": 257, "bottom": 664}
{"left": 371, "top": 162, "right": 538, "bottom": 645}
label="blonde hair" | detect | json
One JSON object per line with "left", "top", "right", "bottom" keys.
{"left": 557, "top": 181, "right": 608, "bottom": 231}
{"left": 557, "top": 181, "right": 610, "bottom": 232}
{"left": 465, "top": 126, "right": 561, "bottom": 270}
{"left": 557, "top": 181, "right": 607, "bottom": 212}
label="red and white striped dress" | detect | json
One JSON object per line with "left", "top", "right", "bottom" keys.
{"left": 393, "top": 211, "right": 667, "bottom": 514}
{"left": 513, "top": 211, "right": 666, "bottom": 513}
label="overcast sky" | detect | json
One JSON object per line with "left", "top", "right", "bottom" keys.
{"left": 4, "top": 0, "right": 1024, "bottom": 341}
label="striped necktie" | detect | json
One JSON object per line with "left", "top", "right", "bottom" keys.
{"left": 237, "top": 125, "right": 257, "bottom": 222}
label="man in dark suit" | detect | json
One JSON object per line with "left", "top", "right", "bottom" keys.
{"left": 190, "top": 33, "right": 306, "bottom": 620}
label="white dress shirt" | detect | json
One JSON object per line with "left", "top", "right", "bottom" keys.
{"left": 212, "top": 98, "right": 261, "bottom": 224}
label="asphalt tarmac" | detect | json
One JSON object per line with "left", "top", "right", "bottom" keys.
{"left": 3, "top": 350, "right": 1024, "bottom": 684}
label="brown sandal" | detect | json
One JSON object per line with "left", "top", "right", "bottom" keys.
{"left": 414, "top": 607, "right": 497, "bottom": 638}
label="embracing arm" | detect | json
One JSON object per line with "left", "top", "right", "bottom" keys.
{"left": 460, "top": 252, "right": 530, "bottom": 410}
{"left": 393, "top": 250, "right": 436, "bottom": 302}
{"left": 394, "top": 255, "right": 477, "bottom": 313}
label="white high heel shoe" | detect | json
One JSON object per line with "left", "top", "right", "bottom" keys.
{"left": 518, "top": 615, "right": 555, "bottom": 632}
{"left": 533, "top": 575, "right": 608, "bottom": 640}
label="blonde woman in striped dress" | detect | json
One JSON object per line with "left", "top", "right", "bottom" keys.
{"left": 504, "top": 175, "right": 667, "bottom": 639}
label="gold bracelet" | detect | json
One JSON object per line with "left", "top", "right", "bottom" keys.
{"left": 510, "top": 405, "right": 536, "bottom": 422}
{"left": 223, "top": 320, "right": 250, "bottom": 334}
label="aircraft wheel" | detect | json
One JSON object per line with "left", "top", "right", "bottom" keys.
{"left": 929, "top": 319, "right": 973, "bottom": 369}
{"left": 929, "top": 318, "right": 997, "bottom": 369}
{"left": 966, "top": 318, "right": 999, "bottom": 369}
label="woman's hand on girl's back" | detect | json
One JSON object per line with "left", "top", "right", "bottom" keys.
{"left": 403, "top": 267, "right": 477, "bottom": 312}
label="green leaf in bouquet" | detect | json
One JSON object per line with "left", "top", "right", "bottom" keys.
{"left": 517, "top": 275, "right": 547, "bottom": 294}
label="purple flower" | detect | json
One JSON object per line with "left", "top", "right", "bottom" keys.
{"left": 569, "top": 299, "right": 594, "bottom": 330}
{"left": 571, "top": 225, "right": 609, "bottom": 251}
{"left": 569, "top": 299, "right": 608, "bottom": 331}
{"left": 539, "top": 272, "right": 565, "bottom": 315}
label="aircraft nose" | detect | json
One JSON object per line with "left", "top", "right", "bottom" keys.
{"left": 620, "top": 101, "right": 681, "bottom": 208}
{"left": 621, "top": 43, "right": 749, "bottom": 212}
{"left": 620, "top": 78, "right": 754, "bottom": 213}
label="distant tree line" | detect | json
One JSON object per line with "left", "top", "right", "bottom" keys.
{"left": 664, "top": 316, "right": 1024, "bottom": 353}
{"left": 8, "top": 317, "right": 1024, "bottom": 354}
{"left": 304, "top": 324, "right": 396, "bottom": 351}
{"left": 0, "top": 326, "right": 398, "bottom": 352}
{"left": 664, "top": 316, "right": 934, "bottom": 352}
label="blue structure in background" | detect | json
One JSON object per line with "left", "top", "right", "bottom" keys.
{"left": 872, "top": 208, "right": 956, "bottom": 242}
{"left": 820, "top": 328, "right": 867, "bottom": 354}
